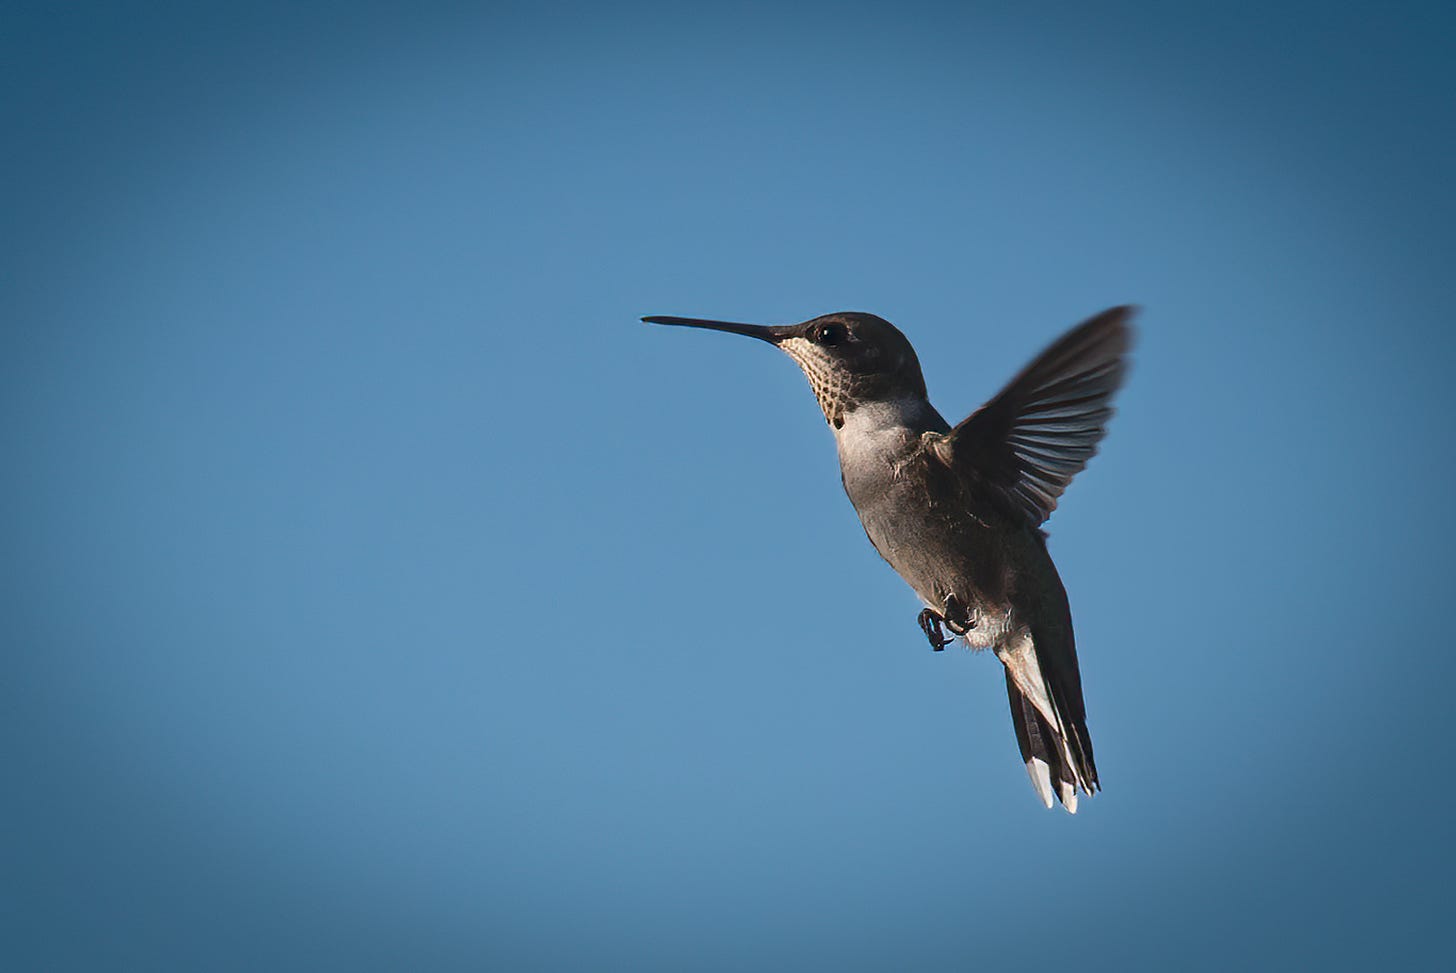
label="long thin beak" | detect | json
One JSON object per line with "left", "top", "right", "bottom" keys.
{"left": 641, "top": 315, "right": 797, "bottom": 344}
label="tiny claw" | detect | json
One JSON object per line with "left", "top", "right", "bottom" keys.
{"left": 942, "top": 594, "right": 977, "bottom": 635}
{"left": 917, "top": 608, "right": 955, "bottom": 651}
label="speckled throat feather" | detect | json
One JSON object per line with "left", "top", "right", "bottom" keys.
{"left": 779, "top": 337, "right": 865, "bottom": 429}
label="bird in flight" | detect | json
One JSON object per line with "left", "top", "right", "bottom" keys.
{"left": 644, "top": 306, "right": 1134, "bottom": 812}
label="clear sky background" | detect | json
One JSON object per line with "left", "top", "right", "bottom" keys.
{"left": 5, "top": 2, "right": 1453, "bottom": 970}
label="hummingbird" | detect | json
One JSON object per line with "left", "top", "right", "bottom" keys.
{"left": 642, "top": 306, "right": 1134, "bottom": 812}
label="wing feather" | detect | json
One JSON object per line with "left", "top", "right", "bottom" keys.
{"left": 941, "top": 306, "right": 1135, "bottom": 526}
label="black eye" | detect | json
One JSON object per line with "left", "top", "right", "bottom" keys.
{"left": 814, "top": 323, "right": 846, "bottom": 346}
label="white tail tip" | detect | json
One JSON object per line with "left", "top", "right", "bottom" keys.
{"left": 1027, "top": 757, "right": 1054, "bottom": 809}
{"left": 1058, "top": 779, "right": 1078, "bottom": 814}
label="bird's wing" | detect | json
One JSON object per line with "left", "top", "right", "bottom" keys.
{"left": 932, "top": 306, "right": 1135, "bottom": 527}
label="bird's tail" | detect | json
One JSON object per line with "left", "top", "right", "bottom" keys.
{"left": 998, "top": 632, "right": 1099, "bottom": 812}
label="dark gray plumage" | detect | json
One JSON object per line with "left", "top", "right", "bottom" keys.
{"left": 643, "top": 307, "right": 1134, "bottom": 811}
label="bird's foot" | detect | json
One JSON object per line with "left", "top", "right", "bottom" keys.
{"left": 917, "top": 609, "right": 956, "bottom": 651}
{"left": 942, "top": 594, "right": 980, "bottom": 636}
{"left": 919, "top": 595, "right": 980, "bottom": 651}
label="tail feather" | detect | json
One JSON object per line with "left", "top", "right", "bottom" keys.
{"left": 1007, "top": 675, "right": 1056, "bottom": 809}
{"left": 1004, "top": 670, "right": 1098, "bottom": 813}
{"left": 994, "top": 605, "right": 1099, "bottom": 813}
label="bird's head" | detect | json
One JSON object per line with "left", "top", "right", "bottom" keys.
{"left": 643, "top": 311, "right": 928, "bottom": 428}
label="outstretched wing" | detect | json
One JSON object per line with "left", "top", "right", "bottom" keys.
{"left": 936, "top": 306, "right": 1135, "bottom": 527}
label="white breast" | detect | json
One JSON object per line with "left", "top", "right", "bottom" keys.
{"left": 833, "top": 398, "right": 935, "bottom": 469}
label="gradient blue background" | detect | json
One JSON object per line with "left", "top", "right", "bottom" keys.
{"left": 6, "top": 2, "right": 1453, "bottom": 969}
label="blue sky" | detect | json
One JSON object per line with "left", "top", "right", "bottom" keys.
{"left": 5, "top": 2, "right": 1454, "bottom": 969}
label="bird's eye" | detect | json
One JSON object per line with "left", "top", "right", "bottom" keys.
{"left": 815, "top": 323, "right": 846, "bottom": 346}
